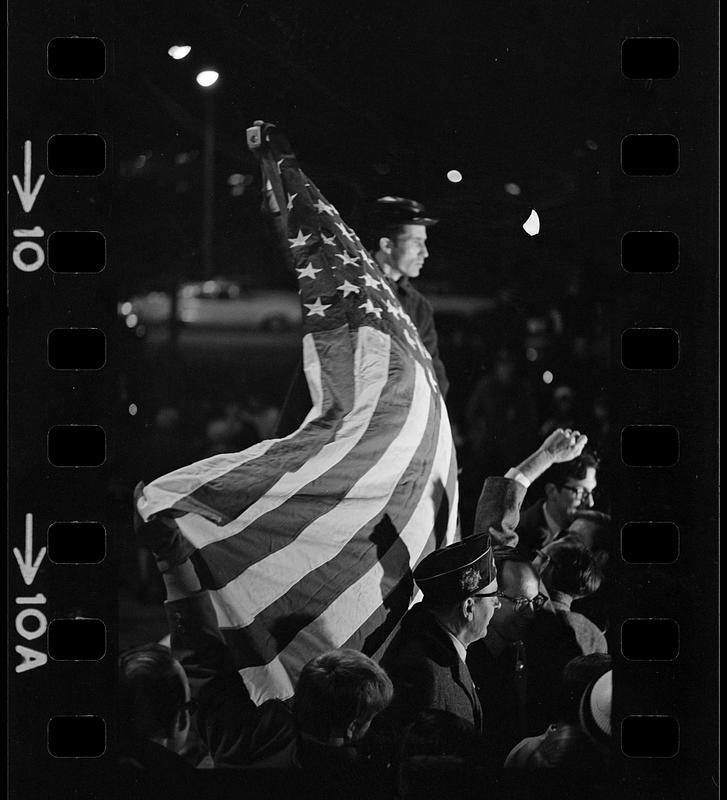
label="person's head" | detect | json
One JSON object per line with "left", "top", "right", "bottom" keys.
{"left": 377, "top": 223, "right": 429, "bottom": 280}
{"left": 488, "top": 551, "right": 545, "bottom": 643}
{"left": 293, "top": 648, "right": 393, "bottom": 744}
{"left": 543, "top": 452, "right": 599, "bottom": 529}
{"left": 415, "top": 534, "right": 501, "bottom": 647}
{"left": 119, "top": 644, "right": 192, "bottom": 753}
{"left": 523, "top": 723, "right": 604, "bottom": 769}
{"left": 540, "top": 536, "right": 603, "bottom": 600}
{"left": 555, "top": 654, "right": 612, "bottom": 725}
{"left": 563, "top": 510, "right": 612, "bottom": 568}
{"left": 372, "top": 196, "right": 438, "bottom": 281}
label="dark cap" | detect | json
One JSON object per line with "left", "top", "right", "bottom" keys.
{"left": 374, "top": 196, "right": 439, "bottom": 227}
{"left": 414, "top": 533, "right": 497, "bottom": 605}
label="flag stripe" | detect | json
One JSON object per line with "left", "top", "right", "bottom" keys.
{"left": 165, "top": 326, "right": 395, "bottom": 559}
{"left": 236, "top": 396, "right": 456, "bottom": 703}
{"left": 208, "top": 352, "right": 432, "bottom": 630}
{"left": 213, "top": 373, "right": 442, "bottom": 666}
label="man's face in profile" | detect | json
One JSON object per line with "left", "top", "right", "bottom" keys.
{"left": 387, "top": 224, "right": 429, "bottom": 279}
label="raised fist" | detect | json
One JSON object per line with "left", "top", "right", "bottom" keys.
{"left": 539, "top": 428, "right": 588, "bottom": 463}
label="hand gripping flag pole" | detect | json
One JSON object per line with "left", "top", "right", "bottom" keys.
{"left": 135, "top": 121, "right": 459, "bottom": 704}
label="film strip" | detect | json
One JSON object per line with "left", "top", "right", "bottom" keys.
{"left": 7, "top": 3, "right": 717, "bottom": 799}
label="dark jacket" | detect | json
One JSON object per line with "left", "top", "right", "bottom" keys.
{"left": 389, "top": 276, "right": 449, "bottom": 398}
{"left": 524, "top": 592, "right": 608, "bottom": 734}
{"left": 381, "top": 604, "right": 482, "bottom": 731}
{"left": 515, "top": 499, "right": 559, "bottom": 559}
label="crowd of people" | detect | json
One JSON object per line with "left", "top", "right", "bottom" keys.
{"left": 120, "top": 429, "right": 613, "bottom": 797}
{"left": 120, "top": 198, "right": 614, "bottom": 797}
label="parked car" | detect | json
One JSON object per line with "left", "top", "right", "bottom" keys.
{"left": 119, "top": 278, "right": 302, "bottom": 330}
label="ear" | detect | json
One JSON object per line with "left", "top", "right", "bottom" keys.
{"left": 379, "top": 236, "right": 393, "bottom": 254}
{"left": 461, "top": 596, "right": 475, "bottom": 620}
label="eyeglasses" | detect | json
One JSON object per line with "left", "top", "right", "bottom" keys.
{"left": 557, "top": 484, "right": 596, "bottom": 504}
{"left": 497, "top": 591, "right": 548, "bottom": 614}
{"left": 180, "top": 698, "right": 198, "bottom": 715}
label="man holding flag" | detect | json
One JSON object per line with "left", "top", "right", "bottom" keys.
{"left": 135, "top": 121, "right": 459, "bottom": 708}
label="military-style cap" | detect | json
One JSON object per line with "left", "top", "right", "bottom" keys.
{"left": 374, "top": 196, "right": 439, "bottom": 227}
{"left": 414, "top": 533, "right": 497, "bottom": 604}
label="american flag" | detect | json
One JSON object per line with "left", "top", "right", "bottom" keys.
{"left": 136, "top": 124, "right": 458, "bottom": 704}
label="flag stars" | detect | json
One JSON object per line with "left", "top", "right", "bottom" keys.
{"left": 385, "top": 299, "right": 401, "bottom": 318}
{"left": 314, "top": 199, "right": 336, "bottom": 215}
{"left": 296, "top": 262, "right": 322, "bottom": 281}
{"left": 337, "top": 280, "right": 360, "bottom": 297}
{"left": 289, "top": 229, "right": 312, "bottom": 248}
{"left": 321, "top": 232, "right": 336, "bottom": 247}
{"left": 287, "top": 193, "right": 298, "bottom": 210}
{"left": 359, "top": 299, "right": 383, "bottom": 318}
{"left": 335, "top": 222, "right": 355, "bottom": 241}
{"left": 361, "top": 273, "right": 382, "bottom": 290}
{"left": 336, "top": 252, "right": 359, "bottom": 267}
{"left": 304, "top": 297, "right": 332, "bottom": 317}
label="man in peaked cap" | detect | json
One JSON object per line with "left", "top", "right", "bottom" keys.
{"left": 371, "top": 196, "right": 450, "bottom": 397}
{"left": 380, "top": 533, "right": 500, "bottom": 732}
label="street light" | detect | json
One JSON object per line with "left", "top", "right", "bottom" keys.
{"left": 168, "top": 44, "right": 191, "bottom": 60}
{"left": 195, "top": 70, "right": 219, "bottom": 87}
{"left": 195, "top": 69, "right": 220, "bottom": 277}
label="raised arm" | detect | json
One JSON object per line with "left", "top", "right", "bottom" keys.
{"left": 472, "top": 429, "right": 588, "bottom": 548}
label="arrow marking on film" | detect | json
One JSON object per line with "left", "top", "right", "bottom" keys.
{"left": 12, "top": 141, "right": 46, "bottom": 213}
{"left": 13, "top": 513, "right": 47, "bottom": 586}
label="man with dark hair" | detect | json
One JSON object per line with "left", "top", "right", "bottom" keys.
{"left": 381, "top": 532, "right": 500, "bottom": 731}
{"left": 371, "top": 196, "right": 449, "bottom": 397}
{"left": 535, "top": 536, "right": 606, "bottom": 653}
{"left": 118, "top": 643, "right": 197, "bottom": 788}
{"left": 293, "top": 649, "right": 393, "bottom": 754}
{"left": 516, "top": 451, "right": 600, "bottom": 560}
{"left": 523, "top": 536, "right": 608, "bottom": 734}
{"left": 561, "top": 509, "right": 612, "bottom": 632}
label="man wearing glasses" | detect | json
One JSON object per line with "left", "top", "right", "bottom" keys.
{"left": 466, "top": 552, "right": 547, "bottom": 767}
{"left": 515, "top": 451, "right": 600, "bottom": 561}
{"left": 381, "top": 532, "right": 500, "bottom": 734}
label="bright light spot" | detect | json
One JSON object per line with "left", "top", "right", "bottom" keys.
{"left": 542, "top": 370, "right": 554, "bottom": 384}
{"left": 120, "top": 302, "right": 132, "bottom": 315}
{"left": 585, "top": 139, "right": 599, "bottom": 151}
{"left": 526, "top": 347, "right": 538, "bottom": 362}
{"left": 504, "top": 182, "right": 521, "bottom": 196}
{"left": 125, "top": 314, "right": 138, "bottom": 328}
{"left": 196, "top": 70, "right": 219, "bottom": 87}
{"left": 446, "top": 169, "right": 463, "bottom": 183}
{"left": 523, "top": 209, "right": 540, "bottom": 236}
{"left": 202, "top": 280, "right": 217, "bottom": 293}
{"left": 128, "top": 403, "right": 138, "bottom": 416}
{"left": 227, "top": 173, "right": 245, "bottom": 186}
{"left": 168, "top": 45, "right": 191, "bottom": 60}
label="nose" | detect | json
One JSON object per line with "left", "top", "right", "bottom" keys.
{"left": 582, "top": 493, "right": 595, "bottom": 508}
{"left": 421, "top": 243, "right": 428, "bottom": 258}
